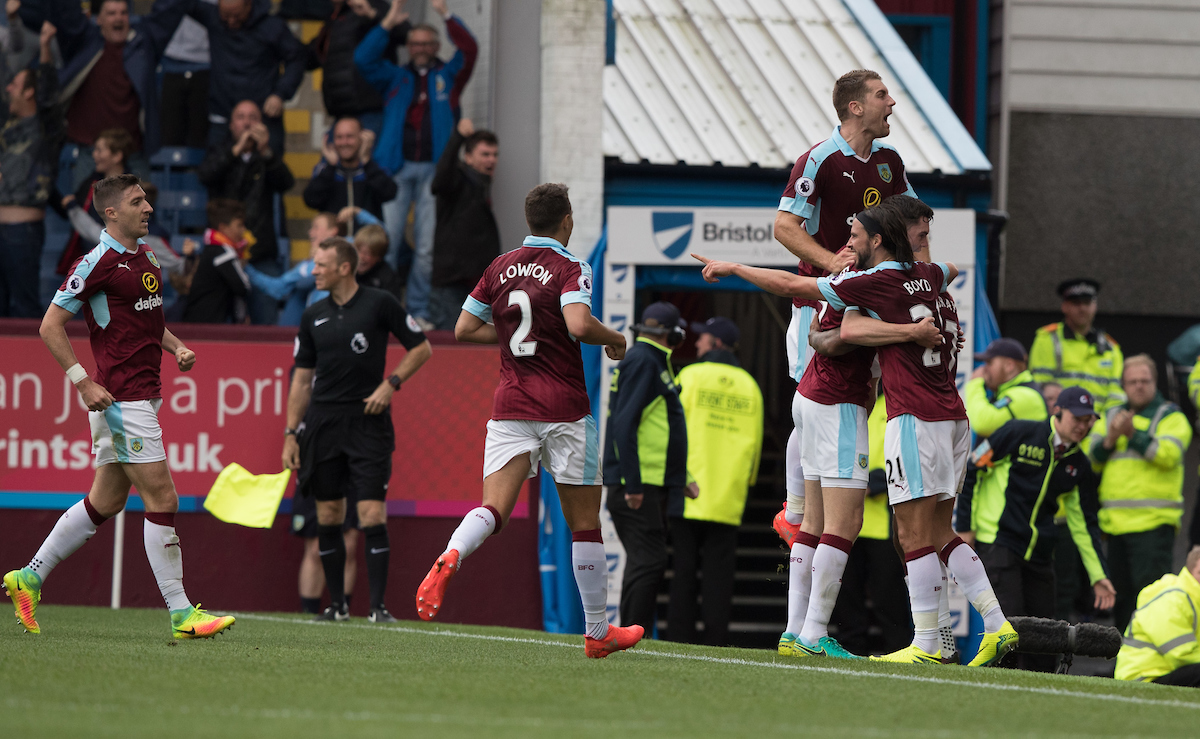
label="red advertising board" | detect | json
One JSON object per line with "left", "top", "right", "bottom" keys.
{"left": 0, "top": 324, "right": 526, "bottom": 517}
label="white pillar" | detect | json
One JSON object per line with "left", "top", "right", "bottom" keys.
{"left": 110, "top": 509, "right": 125, "bottom": 609}
{"left": 540, "top": 0, "right": 607, "bottom": 256}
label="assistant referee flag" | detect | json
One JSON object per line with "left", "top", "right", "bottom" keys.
{"left": 204, "top": 464, "right": 292, "bottom": 528}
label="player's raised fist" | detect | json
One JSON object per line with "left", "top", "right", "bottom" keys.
{"left": 605, "top": 334, "right": 626, "bottom": 361}
{"left": 175, "top": 347, "right": 196, "bottom": 372}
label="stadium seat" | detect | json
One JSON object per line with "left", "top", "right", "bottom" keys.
{"left": 156, "top": 189, "right": 208, "bottom": 234}
{"left": 169, "top": 234, "right": 194, "bottom": 255}
{"left": 149, "top": 147, "right": 207, "bottom": 169}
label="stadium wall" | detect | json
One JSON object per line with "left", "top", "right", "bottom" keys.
{"left": 1000, "top": 112, "right": 1200, "bottom": 316}
{"left": 0, "top": 508, "right": 542, "bottom": 626}
{"left": 0, "top": 321, "right": 542, "bottom": 627}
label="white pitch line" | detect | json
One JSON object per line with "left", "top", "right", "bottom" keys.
{"left": 230, "top": 613, "right": 1200, "bottom": 711}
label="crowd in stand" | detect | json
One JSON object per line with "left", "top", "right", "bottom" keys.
{"left": 0, "top": 0, "right": 499, "bottom": 330}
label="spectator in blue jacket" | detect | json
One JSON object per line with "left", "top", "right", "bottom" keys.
{"left": 37, "top": 0, "right": 189, "bottom": 191}
{"left": 243, "top": 212, "right": 339, "bottom": 326}
{"left": 173, "top": 0, "right": 306, "bottom": 156}
{"left": 355, "top": 0, "right": 476, "bottom": 330}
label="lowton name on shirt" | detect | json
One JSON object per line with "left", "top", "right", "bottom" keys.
{"left": 498, "top": 263, "right": 554, "bottom": 286}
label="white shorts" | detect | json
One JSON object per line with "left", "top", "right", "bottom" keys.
{"left": 483, "top": 415, "right": 601, "bottom": 486}
{"left": 882, "top": 415, "right": 970, "bottom": 505}
{"left": 89, "top": 399, "right": 166, "bottom": 467}
{"left": 795, "top": 393, "right": 869, "bottom": 489}
{"left": 786, "top": 303, "right": 819, "bottom": 383}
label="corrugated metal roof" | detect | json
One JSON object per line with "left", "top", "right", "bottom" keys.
{"left": 603, "top": 0, "right": 991, "bottom": 174}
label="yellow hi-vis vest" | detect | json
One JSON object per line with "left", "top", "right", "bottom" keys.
{"left": 1189, "top": 363, "right": 1200, "bottom": 476}
{"left": 1085, "top": 396, "right": 1192, "bottom": 535}
{"left": 677, "top": 359, "right": 763, "bottom": 527}
{"left": 1029, "top": 322, "right": 1124, "bottom": 413}
{"left": 861, "top": 395, "right": 890, "bottom": 541}
{"left": 1115, "top": 567, "right": 1200, "bottom": 682}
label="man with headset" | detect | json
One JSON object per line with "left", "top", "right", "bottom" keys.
{"left": 604, "top": 301, "right": 692, "bottom": 632}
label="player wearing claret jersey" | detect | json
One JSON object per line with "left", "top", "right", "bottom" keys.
{"left": 780, "top": 270, "right": 941, "bottom": 660}
{"left": 776, "top": 70, "right": 916, "bottom": 384}
{"left": 416, "top": 183, "right": 643, "bottom": 658}
{"left": 5, "top": 175, "right": 234, "bottom": 640}
{"left": 772, "top": 71, "right": 916, "bottom": 637}
{"left": 695, "top": 199, "right": 1015, "bottom": 667}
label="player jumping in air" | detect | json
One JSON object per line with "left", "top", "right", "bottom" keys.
{"left": 5, "top": 174, "right": 234, "bottom": 640}
{"left": 772, "top": 70, "right": 917, "bottom": 653}
{"left": 414, "top": 183, "right": 643, "bottom": 658}
{"left": 695, "top": 200, "right": 1017, "bottom": 666}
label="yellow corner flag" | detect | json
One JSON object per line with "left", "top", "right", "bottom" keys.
{"left": 203, "top": 464, "right": 291, "bottom": 528}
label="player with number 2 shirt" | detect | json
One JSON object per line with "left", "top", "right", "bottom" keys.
{"left": 415, "top": 183, "right": 643, "bottom": 658}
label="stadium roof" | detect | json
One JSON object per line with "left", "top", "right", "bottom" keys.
{"left": 602, "top": 0, "right": 991, "bottom": 175}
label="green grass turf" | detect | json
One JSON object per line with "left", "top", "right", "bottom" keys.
{"left": 2, "top": 606, "right": 1199, "bottom": 738}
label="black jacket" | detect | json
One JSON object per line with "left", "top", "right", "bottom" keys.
{"left": 957, "top": 417, "right": 1107, "bottom": 572}
{"left": 603, "top": 338, "right": 688, "bottom": 504}
{"left": 302, "top": 158, "right": 397, "bottom": 220}
{"left": 694, "top": 348, "right": 740, "bottom": 368}
{"left": 305, "top": 0, "right": 407, "bottom": 117}
{"left": 174, "top": 0, "right": 306, "bottom": 120}
{"left": 430, "top": 128, "right": 499, "bottom": 288}
{"left": 197, "top": 143, "right": 295, "bottom": 264}
{"left": 183, "top": 241, "right": 251, "bottom": 323}
{"left": 357, "top": 259, "right": 404, "bottom": 303}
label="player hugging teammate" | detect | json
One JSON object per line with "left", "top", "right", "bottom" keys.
{"left": 696, "top": 191, "right": 1019, "bottom": 667}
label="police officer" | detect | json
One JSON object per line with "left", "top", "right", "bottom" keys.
{"left": 604, "top": 301, "right": 690, "bottom": 632}
{"left": 282, "top": 238, "right": 432, "bottom": 623}
{"left": 1086, "top": 354, "right": 1193, "bottom": 631}
{"left": 957, "top": 386, "right": 1116, "bottom": 671}
{"left": 667, "top": 317, "right": 762, "bottom": 646}
{"left": 1029, "top": 278, "right": 1124, "bottom": 413}
{"left": 966, "top": 337, "right": 1047, "bottom": 437}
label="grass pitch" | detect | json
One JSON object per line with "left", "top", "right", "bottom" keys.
{"left": 2, "top": 606, "right": 1198, "bottom": 738}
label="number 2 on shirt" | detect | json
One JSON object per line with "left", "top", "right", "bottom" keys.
{"left": 909, "top": 304, "right": 958, "bottom": 376}
{"left": 508, "top": 290, "right": 538, "bottom": 357}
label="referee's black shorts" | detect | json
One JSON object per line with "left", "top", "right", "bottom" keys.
{"left": 290, "top": 484, "right": 360, "bottom": 537}
{"left": 297, "top": 403, "right": 394, "bottom": 502}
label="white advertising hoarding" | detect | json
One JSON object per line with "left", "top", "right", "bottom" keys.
{"left": 598, "top": 205, "right": 978, "bottom": 623}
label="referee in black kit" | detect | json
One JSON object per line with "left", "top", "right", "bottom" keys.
{"left": 283, "top": 238, "right": 432, "bottom": 623}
